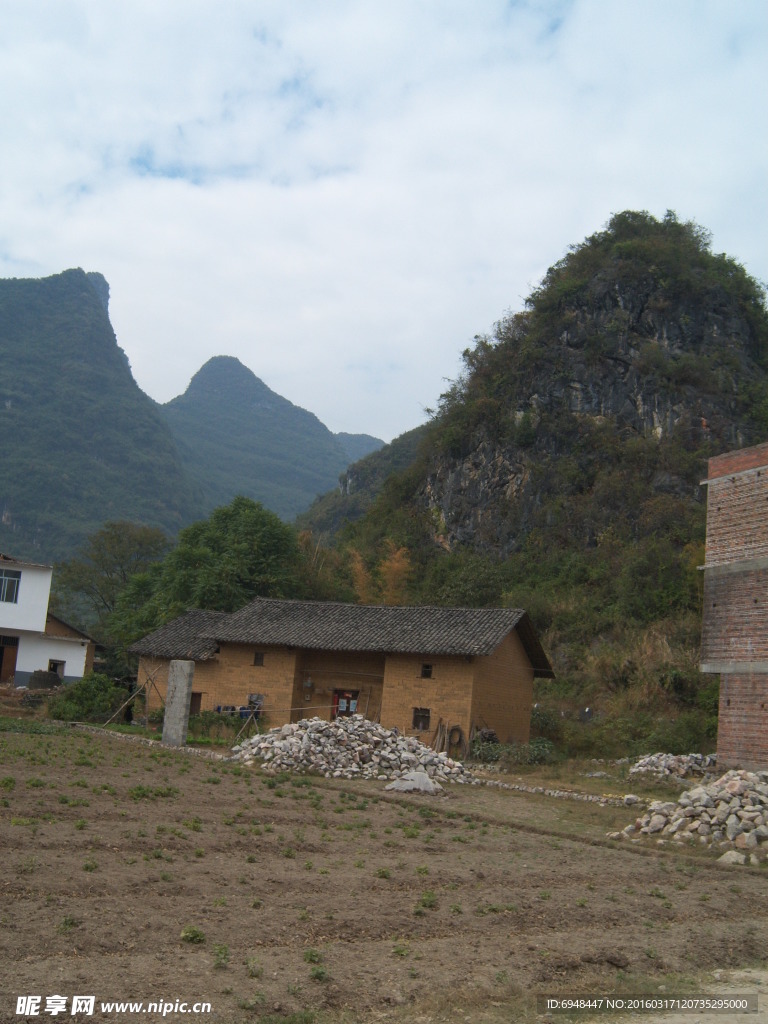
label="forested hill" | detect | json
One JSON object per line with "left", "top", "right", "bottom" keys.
{"left": 0, "top": 270, "right": 383, "bottom": 563}
{"left": 0, "top": 269, "right": 197, "bottom": 562}
{"left": 417, "top": 210, "right": 768, "bottom": 563}
{"left": 300, "top": 212, "right": 768, "bottom": 740}
{"left": 161, "top": 356, "right": 382, "bottom": 521}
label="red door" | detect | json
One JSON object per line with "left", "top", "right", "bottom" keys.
{"left": 332, "top": 689, "right": 359, "bottom": 719}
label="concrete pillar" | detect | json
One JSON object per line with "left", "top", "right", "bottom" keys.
{"left": 162, "top": 659, "right": 195, "bottom": 746}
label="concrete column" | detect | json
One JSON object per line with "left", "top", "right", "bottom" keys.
{"left": 162, "top": 659, "right": 195, "bottom": 746}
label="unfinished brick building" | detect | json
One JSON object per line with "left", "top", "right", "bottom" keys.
{"left": 701, "top": 441, "right": 768, "bottom": 769}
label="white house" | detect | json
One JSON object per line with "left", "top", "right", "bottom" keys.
{"left": 0, "top": 554, "right": 94, "bottom": 686}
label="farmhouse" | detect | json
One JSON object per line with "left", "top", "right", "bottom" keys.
{"left": 700, "top": 441, "right": 768, "bottom": 770}
{"left": 0, "top": 553, "right": 95, "bottom": 685}
{"left": 131, "top": 598, "right": 554, "bottom": 745}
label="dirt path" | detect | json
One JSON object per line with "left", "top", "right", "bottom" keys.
{"left": 625, "top": 968, "right": 767, "bottom": 1024}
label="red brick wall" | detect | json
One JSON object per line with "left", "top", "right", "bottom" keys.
{"left": 707, "top": 442, "right": 768, "bottom": 481}
{"left": 716, "top": 674, "right": 768, "bottom": 771}
{"left": 701, "top": 569, "right": 768, "bottom": 667}
{"left": 702, "top": 441, "right": 768, "bottom": 769}
{"left": 704, "top": 465, "right": 768, "bottom": 566}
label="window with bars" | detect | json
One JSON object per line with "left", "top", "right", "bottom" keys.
{"left": 412, "top": 707, "right": 431, "bottom": 731}
{"left": 0, "top": 569, "right": 21, "bottom": 604}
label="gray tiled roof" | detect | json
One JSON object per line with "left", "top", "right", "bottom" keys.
{"left": 129, "top": 609, "right": 229, "bottom": 661}
{"left": 0, "top": 552, "right": 52, "bottom": 569}
{"left": 203, "top": 598, "right": 554, "bottom": 675}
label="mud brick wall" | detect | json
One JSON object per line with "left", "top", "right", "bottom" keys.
{"left": 379, "top": 654, "right": 474, "bottom": 739}
{"left": 292, "top": 650, "right": 386, "bottom": 723}
{"left": 717, "top": 674, "right": 768, "bottom": 771}
{"left": 216, "top": 644, "right": 297, "bottom": 723}
{"left": 140, "top": 646, "right": 298, "bottom": 724}
{"left": 140, "top": 656, "right": 225, "bottom": 715}
{"left": 471, "top": 631, "right": 534, "bottom": 745}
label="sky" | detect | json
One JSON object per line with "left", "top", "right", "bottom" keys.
{"left": 1, "top": 1, "right": 766, "bottom": 443}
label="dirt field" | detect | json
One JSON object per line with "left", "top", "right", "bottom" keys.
{"left": 1, "top": 723, "right": 767, "bottom": 1024}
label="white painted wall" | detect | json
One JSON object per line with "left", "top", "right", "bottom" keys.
{"left": 0, "top": 562, "right": 52, "bottom": 632}
{"left": 17, "top": 633, "right": 89, "bottom": 680}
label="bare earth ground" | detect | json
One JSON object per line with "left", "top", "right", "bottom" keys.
{"left": 1, "top": 724, "right": 767, "bottom": 1024}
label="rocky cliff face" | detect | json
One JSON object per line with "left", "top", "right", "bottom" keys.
{"left": 415, "top": 212, "right": 768, "bottom": 556}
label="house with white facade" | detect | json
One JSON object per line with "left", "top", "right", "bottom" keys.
{"left": 0, "top": 554, "right": 94, "bottom": 686}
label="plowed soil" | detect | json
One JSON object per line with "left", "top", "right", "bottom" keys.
{"left": 1, "top": 724, "right": 766, "bottom": 1023}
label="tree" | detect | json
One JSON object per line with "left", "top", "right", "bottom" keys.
{"left": 348, "top": 548, "right": 375, "bottom": 604}
{"left": 378, "top": 541, "right": 412, "bottom": 606}
{"left": 154, "top": 496, "right": 303, "bottom": 613}
{"left": 346, "top": 540, "right": 412, "bottom": 606}
{"left": 52, "top": 521, "right": 170, "bottom": 632}
{"left": 109, "top": 496, "right": 305, "bottom": 648}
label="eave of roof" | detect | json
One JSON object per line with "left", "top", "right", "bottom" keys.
{"left": 201, "top": 597, "right": 554, "bottom": 675}
{"left": 0, "top": 552, "right": 52, "bottom": 570}
{"left": 129, "top": 609, "right": 228, "bottom": 661}
{"left": 131, "top": 599, "right": 554, "bottom": 678}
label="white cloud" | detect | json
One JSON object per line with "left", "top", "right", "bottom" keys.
{"left": 0, "top": 0, "right": 765, "bottom": 441}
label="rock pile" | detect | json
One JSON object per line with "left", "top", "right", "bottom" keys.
{"left": 230, "top": 714, "right": 474, "bottom": 784}
{"left": 628, "top": 752, "right": 717, "bottom": 778}
{"left": 619, "top": 769, "right": 768, "bottom": 861}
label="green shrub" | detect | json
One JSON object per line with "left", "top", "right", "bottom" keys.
{"left": 502, "top": 738, "right": 556, "bottom": 765}
{"left": 469, "top": 738, "right": 503, "bottom": 763}
{"left": 470, "top": 737, "right": 557, "bottom": 766}
{"left": 47, "top": 673, "right": 125, "bottom": 723}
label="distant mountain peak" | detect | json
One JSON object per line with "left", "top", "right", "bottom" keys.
{"left": 86, "top": 271, "right": 110, "bottom": 313}
{"left": 180, "top": 356, "right": 270, "bottom": 400}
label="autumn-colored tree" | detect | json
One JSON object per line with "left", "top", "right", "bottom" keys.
{"left": 378, "top": 540, "right": 412, "bottom": 606}
{"left": 348, "top": 548, "right": 375, "bottom": 604}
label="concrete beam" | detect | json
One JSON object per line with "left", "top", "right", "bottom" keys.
{"left": 162, "top": 659, "right": 195, "bottom": 747}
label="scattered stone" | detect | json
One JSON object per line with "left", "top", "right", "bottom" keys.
{"left": 229, "top": 714, "right": 475, "bottom": 784}
{"left": 628, "top": 752, "right": 717, "bottom": 779}
{"left": 717, "top": 850, "right": 746, "bottom": 866}
{"left": 385, "top": 770, "right": 443, "bottom": 795}
{"left": 621, "top": 769, "right": 768, "bottom": 863}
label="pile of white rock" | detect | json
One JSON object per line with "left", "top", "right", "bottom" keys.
{"left": 628, "top": 752, "right": 717, "bottom": 778}
{"left": 618, "top": 769, "right": 768, "bottom": 862}
{"left": 230, "top": 714, "right": 474, "bottom": 784}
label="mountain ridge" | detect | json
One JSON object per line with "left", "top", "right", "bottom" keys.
{"left": 0, "top": 270, "right": 383, "bottom": 561}
{"left": 161, "top": 355, "right": 383, "bottom": 520}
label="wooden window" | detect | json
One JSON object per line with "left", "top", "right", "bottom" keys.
{"left": 420, "top": 663, "right": 433, "bottom": 679}
{"left": 253, "top": 652, "right": 264, "bottom": 666}
{"left": 412, "top": 707, "right": 431, "bottom": 731}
